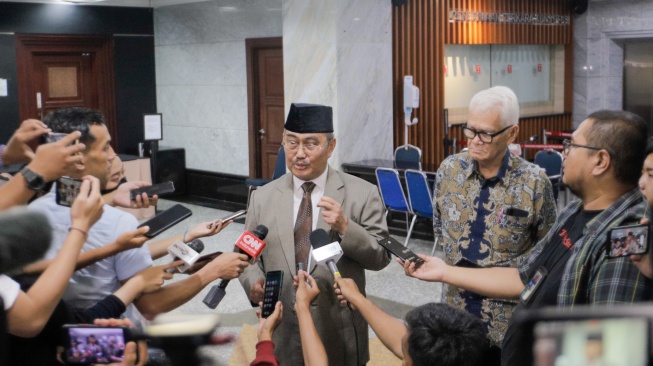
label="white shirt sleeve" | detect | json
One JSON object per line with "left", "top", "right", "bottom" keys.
{"left": 0, "top": 275, "right": 21, "bottom": 310}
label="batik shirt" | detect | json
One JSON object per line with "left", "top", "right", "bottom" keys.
{"left": 519, "top": 187, "right": 653, "bottom": 307}
{"left": 434, "top": 149, "right": 556, "bottom": 346}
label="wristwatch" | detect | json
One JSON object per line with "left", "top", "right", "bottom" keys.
{"left": 21, "top": 167, "right": 46, "bottom": 191}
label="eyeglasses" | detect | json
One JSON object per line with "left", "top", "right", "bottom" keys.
{"left": 462, "top": 124, "right": 513, "bottom": 144}
{"left": 282, "top": 139, "right": 330, "bottom": 153}
{"left": 562, "top": 139, "right": 602, "bottom": 156}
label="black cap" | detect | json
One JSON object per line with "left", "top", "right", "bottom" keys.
{"left": 284, "top": 103, "right": 333, "bottom": 133}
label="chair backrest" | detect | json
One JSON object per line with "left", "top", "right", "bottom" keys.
{"left": 272, "top": 146, "right": 286, "bottom": 180}
{"left": 394, "top": 144, "right": 422, "bottom": 170}
{"left": 534, "top": 149, "right": 563, "bottom": 177}
{"left": 375, "top": 168, "right": 410, "bottom": 213}
{"left": 404, "top": 169, "right": 433, "bottom": 219}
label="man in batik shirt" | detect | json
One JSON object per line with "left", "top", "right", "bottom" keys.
{"left": 433, "top": 86, "right": 556, "bottom": 346}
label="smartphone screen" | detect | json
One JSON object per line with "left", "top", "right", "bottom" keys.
{"left": 607, "top": 224, "right": 650, "bottom": 258}
{"left": 56, "top": 176, "right": 83, "bottom": 207}
{"left": 62, "top": 325, "right": 133, "bottom": 365}
{"left": 377, "top": 237, "right": 424, "bottom": 267}
{"left": 138, "top": 204, "right": 192, "bottom": 238}
{"left": 261, "top": 270, "right": 284, "bottom": 318}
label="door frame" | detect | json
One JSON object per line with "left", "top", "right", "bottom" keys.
{"left": 15, "top": 34, "right": 118, "bottom": 149}
{"left": 246, "top": 37, "right": 283, "bottom": 178}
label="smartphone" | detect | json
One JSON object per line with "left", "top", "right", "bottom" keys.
{"left": 56, "top": 176, "right": 83, "bottom": 207}
{"left": 62, "top": 324, "right": 134, "bottom": 365}
{"left": 261, "top": 270, "right": 284, "bottom": 318}
{"left": 607, "top": 223, "right": 650, "bottom": 258}
{"left": 129, "top": 181, "right": 175, "bottom": 201}
{"left": 42, "top": 132, "right": 78, "bottom": 145}
{"left": 207, "top": 210, "right": 247, "bottom": 230}
{"left": 222, "top": 209, "right": 247, "bottom": 222}
{"left": 138, "top": 204, "right": 192, "bottom": 238}
{"left": 377, "top": 236, "right": 425, "bottom": 267}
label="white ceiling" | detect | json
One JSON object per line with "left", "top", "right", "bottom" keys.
{"left": 0, "top": 0, "right": 209, "bottom": 7}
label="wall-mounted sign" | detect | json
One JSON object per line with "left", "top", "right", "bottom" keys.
{"left": 449, "top": 10, "right": 570, "bottom": 25}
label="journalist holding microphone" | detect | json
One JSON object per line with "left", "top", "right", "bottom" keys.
{"left": 25, "top": 107, "right": 250, "bottom": 326}
{"left": 239, "top": 103, "right": 390, "bottom": 365}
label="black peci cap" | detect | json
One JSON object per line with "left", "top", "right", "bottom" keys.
{"left": 284, "top": 103, "right": 333, "bottom": 133}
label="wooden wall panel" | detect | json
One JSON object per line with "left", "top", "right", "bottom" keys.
{"left": 393, "top": 0, "right": 573, "bottom": 171}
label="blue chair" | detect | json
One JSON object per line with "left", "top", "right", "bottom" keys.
{"left": 534, "top": 149, "right": 563, "bottom": 202}
{"left": 245, "top": 146, "right": 286, "bottom": 187}
{"left": 375, "top": 167, "right": 413, "bottom": 237}
{"left": 404, "top": 169, "right": 437, "bottom": 253}
{"left": 394, "top": 144, "right": 422, "bottom": 170}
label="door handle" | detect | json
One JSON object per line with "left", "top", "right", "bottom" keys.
{"left": 259, "top": 129, "right": 266, "bottom": 139}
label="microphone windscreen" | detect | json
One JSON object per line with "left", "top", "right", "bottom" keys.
{"left": 253, "top": 225, "right": 268, "bottom": 240}
{"left": 0, "top": 208, "right": 52, "bottom": 273}
{"left": 187, "top": 239, "right": 205, "bottom": 254}
{"left": 309, "top": 229, "right": 331, "bottom": 249}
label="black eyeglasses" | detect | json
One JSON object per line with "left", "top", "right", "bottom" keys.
{"left": 562, "top": 139, "right": 602, "bottom": 156}
{"left": 462, "top": 124, "right": 513, "bottom": 144}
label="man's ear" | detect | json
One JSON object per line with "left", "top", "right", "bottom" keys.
{"left": 506, "top": 125, "right": 519, "bottom": 145}
{"left": 73, "top": 154, "right": 86, "bottom": 172}
{"left": 591, "top": 149, "right": 611, "bottom": 177}
{"left": 327, "top": 138, "right": 337, "bottom": 157}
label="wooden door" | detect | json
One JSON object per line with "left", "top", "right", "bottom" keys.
{"left": 247, "top": 37, "right": 284, "bottom": 179}
{"left": 16, "top": 35, "right": 117, "bottom": 147}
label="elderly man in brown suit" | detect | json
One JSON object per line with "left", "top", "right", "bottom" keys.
{"left": 239, "top": 103, "right": 390, "bottom": 365}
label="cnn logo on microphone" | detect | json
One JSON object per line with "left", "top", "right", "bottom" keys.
{"left": 236, "top": 231, "right": 266, "bottom": 258}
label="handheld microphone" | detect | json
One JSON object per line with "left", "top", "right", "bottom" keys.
{"left": 0, "top": 208, "right": 52, "bottom": 274}
{"left": 202, "top": 225, "right": 268, "bottom": 309}
{"left": 165, "top": 239, "right": 205, "bottom": 273}
{"left": 310, "top": 228, "right": 343, "bottom": 277}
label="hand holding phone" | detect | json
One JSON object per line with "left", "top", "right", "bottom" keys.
{"left": 137, "top": 204, "right": 192, "bottom": 238}
{"left": 607, "top": 223, "right": 650, "bottom": 258}
{"left": 261, "top": 270, "right": 284, "bottom": 318}
{"left": 56, "top": 176, "right": 83, "bottom": 207}
{"left": 208, "top": 210, "right": 247, "bottom": 229}
{"left": 62, "top": 324, "right": 134, "bottom": 365}
{"left": 377, "top": 237, "right": 425, "bottom": 267}
{"left": 130, "top": 181, "right": 175, "bottom": 201}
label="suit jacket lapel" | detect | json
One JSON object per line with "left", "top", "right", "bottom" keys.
{"left": 275, "top": 175, "right": 297, "bottom": 275}
{"left": 310, "top": 167, "right": 345, "bottom": 274}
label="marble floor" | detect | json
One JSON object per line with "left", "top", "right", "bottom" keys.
{"left": 151, "top": 199, "right": 442, "bottom": 365}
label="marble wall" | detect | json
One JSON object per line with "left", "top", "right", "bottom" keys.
{"left": 154, "top": 0, "right": 283, "bottom": 175}
{"left": 282, "top": 0, "right": 393, "bottom": 168}
{"left": 154, "top": 0, "right": 393, "bottom": 175}
{"left": 574, "top": 0, "right": 653, "bottom": 126}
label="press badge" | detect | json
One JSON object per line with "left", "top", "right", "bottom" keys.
{"left": 520, "top": 266, "right": 548, "bottom": 304}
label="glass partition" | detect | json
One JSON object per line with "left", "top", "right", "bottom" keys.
{"left": 445, "top": 44, "right": 566, "bottom": 124}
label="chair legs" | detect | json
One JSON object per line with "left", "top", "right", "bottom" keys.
{"left": 431, "top": 236, "right": 439, "bottom": 256}
{"left": 404, "top": 215, "right": 418, "bottom": 247}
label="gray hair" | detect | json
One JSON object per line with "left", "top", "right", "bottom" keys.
{"left": 468, "top": 86, "right": 520, "bottom": 127}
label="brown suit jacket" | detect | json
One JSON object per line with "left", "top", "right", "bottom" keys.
{"left": 239, "top": 167, "right": 390, "bottom": 365}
